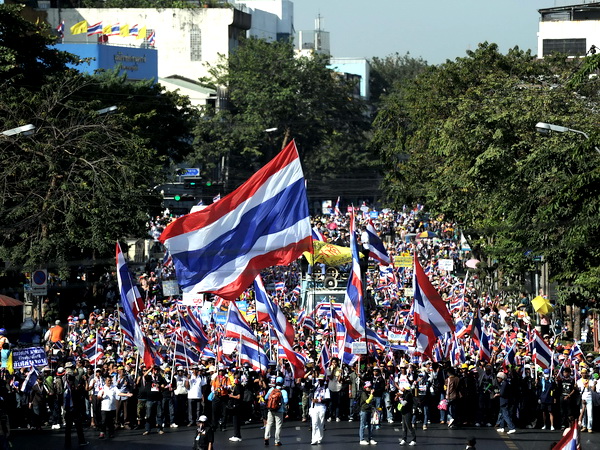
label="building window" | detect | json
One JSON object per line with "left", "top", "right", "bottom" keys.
{"left": 543, "top": 38, "right": 586, "bottom": 57}
{"left": 190, "top": 26, "right": 202, "bottom": 61}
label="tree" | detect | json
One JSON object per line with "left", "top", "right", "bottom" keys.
{"left": 192, "top": 37, "right": 373, "bottom": 195}
{"left": 369, "top": 52, "right": 428, "bottom": 106}
{"left": 371, "top": 42, "right": 600, "bottom": 303}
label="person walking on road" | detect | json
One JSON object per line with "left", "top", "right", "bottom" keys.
{"left": 309, "top": 374, "right": 329, "bottom": 445}
{"left": 398, "top": 385, "right": 416, "bottom": 446}
{"left": 359, "top": 381, "right": 377, "bottom": 446}
{"left": 264, "top": 376, "right": 288, "bottom": 446}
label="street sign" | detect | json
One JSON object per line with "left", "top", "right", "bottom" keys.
{"left": 31, "top": 269, "right": 47, "bottom": 296}
{"left": 181, "top": 168, "right": 200, "bottom": 176}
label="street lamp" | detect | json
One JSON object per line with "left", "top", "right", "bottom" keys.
{"left": 97, "top": 106, "right": 118, "bottom": 116}
{"left": 2, "top": 124, "right": 35, "bottom": 137}
{"left": 535, "top": 122, "right": 600, "bottom": 155}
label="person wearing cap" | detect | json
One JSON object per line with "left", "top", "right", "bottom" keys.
{"left": 173, "top": 366, "right": 189, "bottom": 426}
{"left": 309, "top": 374, "right": 330, "bottom": 445}
{"left": 264, "top": 376, "right": 288, "bottom": 446}
{"left": 63, "top": 371, "right": 89, "bottom": 448}
{"left": 210, "top": 366, "right": 230, "bottom": 432}
{"left": 494, "top": 372, "right": 516, "bottom": 434}
{"left": 557, "top": 367, "right": 577, "bottom": 430}
{"left": 88, "top": 368, "right": 105, "bottom": 430}
{"left": 537, "top": 368, "right": 556, "bottom": 430}
{"left": 326, "top": 357, "right": 343, "bottom": 423}
{"left": 48, "top": 319, "right": 66, "bottom": 344}
{"left": 98, "top": 375, "right": 133, "bottom": 439}
{"left": 51, "top": 367, "right": 66, "bottom": 430}
{"left": 359, "top": 380, "right": 377, "bottom": 446}
{"left": 29, "top": 373, "right": 47, "bottom": 430}
{"left": 397, "top": 384, "right": 416, "bottom": 446}
{"left": 194, "top": 415, "right": 214, "bottom": 450}
{"left": 142, "top": 365, "right": 166, "bottom": 436}
{"left": 576, "top": 367, "right": 595, "bottom": 432}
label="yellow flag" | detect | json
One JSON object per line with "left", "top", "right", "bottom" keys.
{"left": 303, "top": 241, "right": 357, "bottom": 267}
{"left": 120, "top": 24, "right": 130, "bottom": 37}
{"left": 70, "top": 20, "right": 88, "bottom": 35}
{"left": 102, "top": 24, "right": 112, "bottom": 35}
{"left": 136, "top": 25, "right": 147, "bottom": 40}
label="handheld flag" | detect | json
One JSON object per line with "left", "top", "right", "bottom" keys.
{"left": 160, "top": 140, "right": 311, "bottom": 300}
{"left": 412, "top": 252, "right": 455, "bottom": 356}
{"left": 341, "top": 209, "right": 366, "bottom": 339}
{"left": 57, "top": 21, "right": 65, "bottom": 38}
{"left": 366, "top": 219, "right": 391, "bottom": 265}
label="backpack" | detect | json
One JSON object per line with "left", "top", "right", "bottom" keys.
{"left": 266, "top": 388, "right": 283, "bottom": 411}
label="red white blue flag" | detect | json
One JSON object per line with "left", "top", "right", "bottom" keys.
{"left": 159, "top": 140, "right": 311, "bottom": 300}
{"left": 552, "top": 421, "right": 580, "bottom": 449}
{"left": 366, "top": 220, "right": 391, "bottom": 265}
{"left": 87, "top": 22, "right": 103, "bottom": 36}
{"left": 342, "top": 209, "right": 366, "bottom": 339}
{"left": 413, "top": 252, "right": 455, "bottom": 357}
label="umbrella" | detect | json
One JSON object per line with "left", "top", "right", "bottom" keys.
{"left": 417, "top": 230, "right": 437, "bottom": 238}
{"left": 532, "top": 295, "right": 554, "bottom": 316}
{"left": 0, "top": 295, "right": 23, "bottom": 307}
{"left": 465, "top": 258, "right": 480, "bottom": 269}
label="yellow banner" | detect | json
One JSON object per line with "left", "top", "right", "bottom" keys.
{"left": 70, "top": 20, "right": 88, "bottom": 35}
{"left": 304, "top": 241, "right": 357, "bottom": 267}
{"left": 394, "top": 255, "right": 412, "bottom": 268}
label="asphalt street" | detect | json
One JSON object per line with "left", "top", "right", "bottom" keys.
{"left": 12, "top": 419, "right": 600, "bottom": 450}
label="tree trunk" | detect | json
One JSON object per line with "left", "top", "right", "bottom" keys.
{"left": 573, "top": 305, "right": 581, "bottom": 341}
{"left": 565, "top": 304, "right": 573, "bottom": 338}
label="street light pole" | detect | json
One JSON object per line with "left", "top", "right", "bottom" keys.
{"left": 535, "top": 122, "right": 600, "bottom": 155}
{"left": 1, "top": 124, "right": 35, "bottom": 137}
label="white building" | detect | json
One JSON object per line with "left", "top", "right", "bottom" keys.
{"left": 44, "top": 7, "right": 251, "bottom": 106}
{"left": 233, "top": 0, "right": 294, "bottom": 41}
{"left": 537, "top": 2, "right": 600, "bottom": 58}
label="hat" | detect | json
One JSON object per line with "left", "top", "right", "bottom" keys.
{"left": 276, "top": 376, "right": 284, "bottom": 386}
{"left": 581, "top": 368, "right": 588, "bottom": 374}
{"left": 65, "top": 362, "right": 74, "bottom": 368}
{"left": 191, "top": 365, "right": 199, "bottom": 370}
{"left": 43, "top": 366, "right": 51, "bottom": 372}
{"left": 55, "top": 320, "right": 61, "bottom": 325}
{"left": 117, "top": 366, "right": 125, "bottom": 371}
{"left": 543, "top": 369, "right": 550, "bottom": 375}
{"left": 198, "top": 415, "right": 208, "bottom": 422}
{"left": 586, "top": 353, "right": 594, "bottom": 358}
{"left": 164, "top": 367, "right": 172, "bottom": 373}
{"left": 373, "top": 366, "right": 380, "bottom": 371}
{"left": 317, "top": 374, "right": 325, "bottom": 380}
{"left": 57, "top": 367, "right": 65, "bottom": 375}
{"left": 496, "top": 372, "right": 506, "bottom": 379}
{"left": 364, "top": 381, "right": 372, "bottom": 388}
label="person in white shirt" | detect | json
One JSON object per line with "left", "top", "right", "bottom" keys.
{"left": 309, "top": 374, "right": 330, "bottom": 445}
{"left": 186, "top": 366, "right": 204, "bottom": 426}
{"left": 577, "top": 368, "right": 596, "bottom": 432}
{"left": 98, "top": 376, "right": 132, "bottom": 439}
{"left": 173, "top": 366, "right": 189, "bottom": 426}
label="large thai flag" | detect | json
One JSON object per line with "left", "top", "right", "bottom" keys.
{"left": 179, "top": 306, "right": 209, "bottom": 351}
{"left": 366, "top": 327, "right": 387, "bottom": 352}
{"left": 160, "top": 140, "right": 312, "bottom": 300}
{"left": 552, "top": 421, "right": 580, "bottom": 450}
{"left": 239, "top": 340, "right": 269, "bottom": 373}
{"left": 225, "top": 301, "right": 258, "bottom": 345}
{"left": 366, "top": 220, "right": 391, "bottom": 265}
{"left": 533, "top": 331, "right": 552, "bottom": 370}
{"left": 413, "top": 252, "right": 455, "bottom": 356}
{"left": 254, "top": 275, "right": 295, "bottom": 345}
{"left": 470, "top": 309, "right": 482, "bottom": 349}
{"left": 116, "top": 243, "right": 153, "bottom": 367}
{"left": 342, "top": 209, "right": 366, "bottom": 339}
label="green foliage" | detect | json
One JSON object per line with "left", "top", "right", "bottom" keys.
{"left": 369, "top": 52, "right": 428, "bottom": 106}
{"left": 372, "top": 42, "right": 600, "bottom": 298}
{"left": 193, "top": 37, "right": 373, "bottom": 188}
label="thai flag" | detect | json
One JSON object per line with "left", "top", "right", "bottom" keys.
{"left": 479, "top": 331, "right": 492, "bottom": 362}
{"left": 179, "top": 306, "right": 209, "bottom": 351}
{"left": 366, "top": 220, "right": 391, "bottom": 265}
{"left": 552, "top": 421, "right": 580, "bottom": 449}
{"left": 174, "top": 334, "right": 200, "bottom": 366}
{"left": 569, "top": 342, "right": 584, "bottom": 361}
{"left": 201, "top": 347, "right": 216, "bottom": 359}
{"left": 56, "top": 20, "right": 65, "bottom": 38}
{"left": 109, "top": 23, "right": 121, "bottom": 36}
{"left": 129, "top": 24, "right": 139, "bottom": 36}
{"left": 163, "top": 249, "right": 173, "bottom": 267}
{"left": 334, "top": 196, "right": 342, "bottom": 216}
{"left": 470, "top": 310, "right": 482, "bottom": 349}
{"left": 366, "top": 328, "right": 387, "bottom": 352}
{"left": 147, "top": 31, "right": 155, "bottom": 46}
{"left": 83, "top": 334, "right": 104, "bottom": 364}
{"left": 159, "top": 140, "right": 311, "bottom": 300}
{"left": 275, "top": 281, "right": 285, "bottom": 292}
{"left": 212, "top": 193, "right": 220, "bottom": 203}
{"left": 314, "top": 302, "right": 342, "bottom": 318}
{"left": 452, "top": 336, "right": 465, "bottom": 366}
{"left": 225, "top": 301, "right": 258, "bottom": 345}
{"left": 449, "top": 294, "right": 467, "bottom": 313}
{"left": 319, "top": 344, "right": 331, "bottom": 373}
{"left": 413, "top": 252, "right": 455, "bottom": 356}
{"left": 338, "top": 331, "right": 359, "bottom": 366}
{"left": 455, "top": 318, "right": 470, "bottom": 339}
{"left": 312, "top": 227, "right": 325, "bottom": 242}
{"left": 87, "top": 22, "right": 103, "bottom": 36}
{"left": 20, "top": 368, "right": 39, "bottom": 393}
{"left": 291, "top": 285, "right": 301, "bottom": 297}
{"left": 302, "top": 316, "right": 315, "bottom": 332}
{"left": 504, "top": 343, "right": 517, "bottom": 367}
{"left": 342, "top": 209, "right": 366, "bottom": 339}
{"left": 254, "top": 275, "right": 295, "bottom": 345}
{"left": 116, "top": 243, "right": 153, "bottom": 367}
{"left": 239, "top": 340, "right": 269, "bottom": 373}
{"left": 533, "top": 331, "right": 552, "bottom": 370}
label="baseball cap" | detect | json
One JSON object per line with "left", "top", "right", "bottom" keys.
{"left": 198, "top": 415, "right": 208, "bottom": 422}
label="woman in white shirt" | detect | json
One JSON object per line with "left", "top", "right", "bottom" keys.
{"left": 577, "top": 368, "right": 595, "bottom": 432}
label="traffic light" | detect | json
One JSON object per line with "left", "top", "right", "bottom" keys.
{"left": 184, "top": 177, "right": 202, "bottom": 189}
{"left": 174, "top": 194, "right": 195, "bottom": 201}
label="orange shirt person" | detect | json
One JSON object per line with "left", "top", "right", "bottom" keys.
{"left": 49, "top": 320, "right": 65, "bottom": 343}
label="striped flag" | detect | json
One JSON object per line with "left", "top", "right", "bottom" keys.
{"left": 159, "top": 140, "right": 311, "bottom": 300}
{"left": 225, "top": 301, "right": 258, "bottom": 345}
{"left": 479, "top": 330, "right": 492, "bottom": 362}
{"left": 533, "top": 331, "right": 552, "bottom": 370}
{"left": 87, "top": 22, "right": 103, "bottom": 36}
{"left": 319, "top": 344, "right": 331, "bottom": 373}
{"left": 179, "top": 306, "right": 209, "bottom": 351}
{"left": 312, "top": 227, "right": 325, "bottom": 242}
{"left": 239, "top": 340, "right": 269, "bottom": 373}
{"left": 275, "top": 281, "right": 285, "bottom": 292}
{"left": 342, "top": 209, "right": 366, "bottom": 339}
{"left": 413, "top": 252, "right": 455, "bottom": 356}
{"left": 334, "top": 196, "right": 342, "bottom": 216}
{"left": 366, "top": 219, "right": 391, "bottom": 265}
{"left": 254, "top": 275, "right": 295, "bottom": 345}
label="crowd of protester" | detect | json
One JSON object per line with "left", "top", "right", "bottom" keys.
{"left": 0, "top": 205, "right": 598, "bottom": 449}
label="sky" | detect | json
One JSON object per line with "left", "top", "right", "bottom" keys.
{"left": 294, "top": 0, "right": 574, "bottom": 64}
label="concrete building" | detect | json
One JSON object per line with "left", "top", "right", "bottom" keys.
{"left": 328, "top": 57, "right": 370, "bottom": 100}
{"left": 538, "top": 2, "right": 600, "bottom": 58}
{"left": 233, "top": 0, "right": 294, "bottom": 41}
